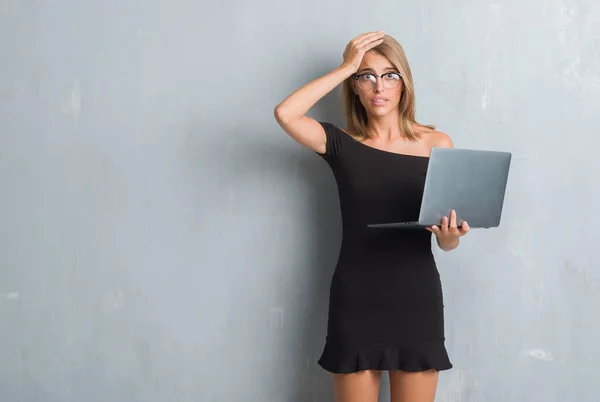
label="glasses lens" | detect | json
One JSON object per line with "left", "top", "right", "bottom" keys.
{"left": 383, "top": 73, "right": 401, "bottom": 88}
{"left": 357, "top": 74, "right": 375, "bottom": 90}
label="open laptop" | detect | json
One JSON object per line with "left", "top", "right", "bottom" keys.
{"left": 367, "top": 147, "right": 512, "bottom": 229}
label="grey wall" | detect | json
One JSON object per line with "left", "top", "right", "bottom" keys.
{"left": 1, "top": 0, "right": 600, "bottom": 401}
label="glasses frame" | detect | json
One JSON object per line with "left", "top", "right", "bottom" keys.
{"left": 352, "top": 72, "right": 403, "bottom": 90}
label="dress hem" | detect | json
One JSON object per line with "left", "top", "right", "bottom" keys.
{"left": 317, "top": 339, "right": 453, "bottom": 374}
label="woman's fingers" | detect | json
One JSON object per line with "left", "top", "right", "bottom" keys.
{"left": 427, "top": 225, "right": 439, "bottom": 234}
{"left": 440, "top": 216, "right": 449, "bottom": 234}
{"left": 352, "top": 31, "right": 385, "bottom": 46}
{"left": 363, "top": 38, "right": 385, "bottom": 51}
{"left": 460, "top": 221, "right": 470, "bottom": 235}
{"left": 343, "top": 32, "right": 385, "bottom": 71}
{"left": 449, "top": 210, "right": 457, "bottom": 229}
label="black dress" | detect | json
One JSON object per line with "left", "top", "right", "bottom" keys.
{"left": 315, "top": 122, "right": 452, "bottom": 374}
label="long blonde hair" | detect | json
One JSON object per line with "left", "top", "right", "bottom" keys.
{"left": 341, "top": 35, "right": 435, "bottom": 142}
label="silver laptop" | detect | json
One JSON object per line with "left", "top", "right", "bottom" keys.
{"left": 367, "top": 147, "right": 512, "bottom": 229}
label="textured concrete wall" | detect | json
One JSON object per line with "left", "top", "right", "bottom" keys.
{"left": 1, "top": 0, "right": 599, "bottom": 400}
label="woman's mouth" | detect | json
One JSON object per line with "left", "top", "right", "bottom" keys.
{"left": 371, "top": 98, "right": 388, "bottom": 106}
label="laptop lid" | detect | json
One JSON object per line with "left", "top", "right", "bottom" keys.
{"left": 417, "top": 147, "right": 512, "bottom": 228}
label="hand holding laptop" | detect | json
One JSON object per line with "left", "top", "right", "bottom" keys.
{"left": 426, "top": 209, "right": 470, "bottom": 239}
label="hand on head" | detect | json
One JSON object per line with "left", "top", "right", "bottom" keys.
{"left": 341, "top": 31, "right": 386, "bottom": 72}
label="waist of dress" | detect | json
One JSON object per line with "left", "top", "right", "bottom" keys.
{"left": 343, "top": 226, "right": 432, "bottom": 245}
{"left": 339, "top": 236, "right": 434, "bottom": 261}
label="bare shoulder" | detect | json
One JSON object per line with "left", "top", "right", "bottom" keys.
{"left": 428, "top": 130, "right": 453, "bottom": 149}
{"left": 414, "top": 124, "right": 453, "bottom": 149}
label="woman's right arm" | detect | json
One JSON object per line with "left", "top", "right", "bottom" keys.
{"left": 273, "top": 65, "right": 355, "bottom": 154}
{"left": 273, "top": 31, "right": 386, "bottom": 154}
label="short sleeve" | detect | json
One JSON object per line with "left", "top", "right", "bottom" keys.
{"left": 317, "top": 121, "right": 343, "bottom": 161}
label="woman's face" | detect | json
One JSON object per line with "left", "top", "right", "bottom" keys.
{"left": 352, "top": 51, "right": 403, "bottom": 118}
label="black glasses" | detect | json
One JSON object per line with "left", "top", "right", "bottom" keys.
{"left": 352, "top": 72, "right": 402, "bottom": 90}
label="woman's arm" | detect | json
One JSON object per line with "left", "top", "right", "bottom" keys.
{"left": 274, "top": 31, "right": 385, "bottom": 154}
{"left": 274, "top": 64, "right": 355, "bottom": 154}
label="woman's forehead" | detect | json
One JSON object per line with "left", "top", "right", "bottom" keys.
{"left": 358, "top": 52, "right": 396, "bottom": 72}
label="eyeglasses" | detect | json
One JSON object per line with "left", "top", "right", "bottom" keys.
{"left": 352, "top": 72, "right": 402, "bottom": 90}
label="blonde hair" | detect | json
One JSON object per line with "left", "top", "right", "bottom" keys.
{"left": 341, "top": 35, "right": 435, "bottom": 142}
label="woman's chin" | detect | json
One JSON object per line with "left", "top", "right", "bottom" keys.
{"left": 367, "top": 107, "right": 392, "bottom": 118}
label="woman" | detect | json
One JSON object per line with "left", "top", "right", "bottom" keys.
{"left": 274, "top": 31, "right": 470, "bottom": 402}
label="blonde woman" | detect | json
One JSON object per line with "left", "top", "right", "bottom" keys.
{"left": 274, "top": 31, "right": 469, "bottom": 402}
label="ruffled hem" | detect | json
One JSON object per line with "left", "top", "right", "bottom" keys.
{"left": 317, "top": 339, "right": 453, "bottom": 374}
